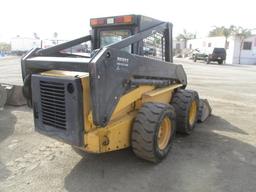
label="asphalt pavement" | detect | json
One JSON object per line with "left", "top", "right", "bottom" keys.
{"left": 0, "top": 57, "right": 256, "bottom": 192}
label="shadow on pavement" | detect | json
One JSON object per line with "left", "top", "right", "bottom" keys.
{"left": 64, "top": 115, "right": 256, "bottom": 192}
{"left": 0, "top": 107, "right": 16, "bottom": 144}
{"left": 0, "top": 107, "right": 17, "bottom": 181}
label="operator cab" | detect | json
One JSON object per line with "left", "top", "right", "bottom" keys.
{"left": 90, "top": 15, "right": 172, "bottom": 61}
{"left": 90, "top": 15, "right": 133, "bottom": 52}
{"left": 58, "top": 15, "right": 172, "bottom": 61}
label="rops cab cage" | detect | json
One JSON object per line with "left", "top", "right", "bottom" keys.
{"left": 21, "top": 15, "right": 187, "bottom": 128}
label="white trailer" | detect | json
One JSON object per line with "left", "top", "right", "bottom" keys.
{"left": 187, "top": 36, "right": 256, "bottom": 64}
{"left": 11, "top": 37, "right": 41, "bottom": 54}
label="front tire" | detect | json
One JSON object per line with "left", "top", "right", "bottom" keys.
{"left": 206, "top": 57, "right": 210, "bottom": 64}
{"left": 131, "top": 102, "right": 176, "bottom": 163}
{"left": 218, "top": 60, "right": 223, "bottom": 64}
{"left": 171, "top": 89, "right": 199, "bottom": 135}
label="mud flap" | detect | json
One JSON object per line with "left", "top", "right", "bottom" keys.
{"left": 198, "top": 99, "right": 212, "bottom": 122}
{"left": 0, "top": 84, "right": 27, "bottom": 108}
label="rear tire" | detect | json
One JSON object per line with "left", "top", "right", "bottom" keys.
{"left": 131, "top": 102, "right": 176, "bottom": 163}
{"left": 218, "top": 60, "right": 223, "bottom": 64}
{"left": 171, "top": 89, "right": 199, "bottom": 135}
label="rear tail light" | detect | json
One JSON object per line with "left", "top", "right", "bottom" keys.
{"left": 115, "top": 16, "right": 133, "bottom": 24}
{"left": 123, "top": 16, "right": 133, "bottom": 23}
{"left": 97, "top": 19, "right": 105, "bottom": 25}
{"left": 90, "top": 19, "right": 97, "bottom": 26}
{"left": 90, "top": 18, "right": 105, "bottom": 26}
{"left": 90, "top": 15, "right": 133, "bottom": 26}
{"left": 115, "top": 16, "right": 124, "bottom": 23}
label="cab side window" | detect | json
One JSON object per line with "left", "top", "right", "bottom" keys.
{"left": 143, "top": 32, "right": 165, "bottom": 61}
{"left": 100, "top": 30, "right": 131, "bottom": 53}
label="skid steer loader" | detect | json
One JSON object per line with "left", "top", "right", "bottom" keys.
{"left": 21, "top": 15, "right": 210, "bottom": 163}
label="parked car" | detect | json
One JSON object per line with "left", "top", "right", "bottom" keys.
{"left": 192, "top": 48, "right": 207, "bottom": 61}
{"left": 193, "top": 48, "right": 226, "bottom": 64}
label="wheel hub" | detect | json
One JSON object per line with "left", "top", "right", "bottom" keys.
{"left": 189, "top": 100, "right": 197, "bottom": 126}
{"left": 157, "top": 117, "right": 172, "bottom": 150}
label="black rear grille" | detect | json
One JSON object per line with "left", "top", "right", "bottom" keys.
{"left": 40, "top": 81, "right": 66, "bottom": 130}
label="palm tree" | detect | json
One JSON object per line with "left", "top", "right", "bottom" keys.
{"left": 176, "top": 29, "right": 196, "bottom": 49}
{"left": 53, "top": 32, "right": 58, "bottom": 39}
{"left": 209, "top": 25, "right": 235, "bottom": 49}
{"left": 209, "top": 26, "right": 224, "bottom": 36}
{"left": 33, "top": 33, "right": 40, "bottom": 39}
{"left": 223, "top": 26, "right": 235, "bottom": 49}
{"left": 53, "top": 32, "right": 58, "bottom": 45}
{"left": 233, "top": 27, "right": 251, "bottom": 64}
{"left": 0, "top": 42, "right": 11, "bottom": 52}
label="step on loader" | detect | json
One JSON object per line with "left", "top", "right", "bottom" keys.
{"left": 21, "top": 15, "right": 211, "bottom": 163}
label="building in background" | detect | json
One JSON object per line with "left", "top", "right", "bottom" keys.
{"left": 173, "top": 39, "right": 186, "bottom": 50}
{"left": 173, "top": 40, "right": 186, "bottom": 57}
{"left": 10, "top": 37, "right": 90, "bottom": 55}
{"left": 10, "top": 35, "right": 256, "bottom": 64}
{"left": 187, "top": 35, "right": 256, "bottom": 64}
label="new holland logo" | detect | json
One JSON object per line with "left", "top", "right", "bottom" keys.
{"left": 116, "top": 57, "right": 129, "bottom": 70}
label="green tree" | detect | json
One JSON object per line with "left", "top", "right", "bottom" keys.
{"left": 0, "top": 42, "right": 11, "bottom": 52}
{"left": 209, "top": 25, "right": 235, "bottom": 49}
{"left": 176, "top": 29, "right": 196, "bottom": 48}
{"left": 33, "top": 32, "right": 40, "bottom": 39}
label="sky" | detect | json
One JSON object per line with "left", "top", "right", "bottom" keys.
{"left": 0, "top": 0, "right": 255, "bottom": 42}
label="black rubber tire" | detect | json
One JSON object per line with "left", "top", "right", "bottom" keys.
{"left": 23, "top": 75, "right": 32, "bottom": 107}
{"left": 218, "top": 60, "right": 223, "bottom": 64}
{"left": 0, "top": 85, "right": 7, "bottom": 109}
{"left": 131, "top": 102, "right": 176, "bottom": 163}
{"left": 206, "top": 57, "right": 210, "bottom": 64}
{"left": 171, "top": 89, "right": 199, "bottom": 135}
